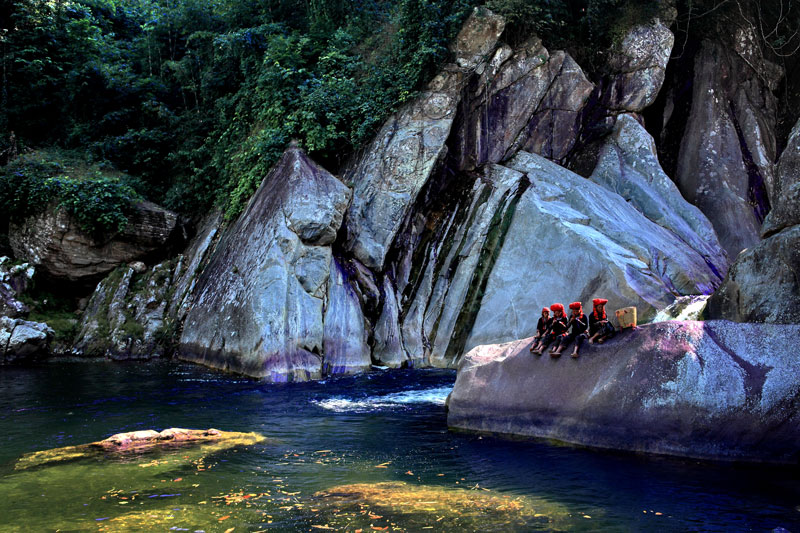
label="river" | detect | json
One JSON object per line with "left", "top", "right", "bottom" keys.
{"left": 0, "top": 361, "right": 798, "bottom": 531}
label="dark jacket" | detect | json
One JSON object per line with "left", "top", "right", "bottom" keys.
{"left": 549, "top": 315, "right": 569, "bottom": 337}
{"left": 568, "top": 313, "right": 588, "bottom": 335}
{"left": 536, "top": 316, "right": 552, "bottom": 336}
{"left": 588, "top": 311, "right": 608, "bottom": 335}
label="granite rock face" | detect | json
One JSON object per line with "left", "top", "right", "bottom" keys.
{"left": 604, "top": 19, "right": 674, "bottom": 112}
{"left": 674, "top": 39, "right": 782, "bottom": 258}
{"left": 707, "top": 118, "right": 800, "bottom": 324}
{"left": 9, "top": 201, "right": 180, "bottom": 284}
{"left": 448, "top": 320, "right": 800, "bottom": 463}
{"left": 452, "top": 40, "right": 593, "bottom": 170}
{"left": 0, "top": 316, "right": 54, "bottom": 363}
{"left": 589, "top": 113, "right": 728, "bottom": 275}
{"left": 464, "top": 151, "right": 722, "bottom": 350}
{"left": 179, "top": 147, "right": 367, "bottom": 381}
{"left": 343, "top": 8, "right": 505, "bottom": 271}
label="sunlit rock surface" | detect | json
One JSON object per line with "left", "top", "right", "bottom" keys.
{"left": 16, "top": 428, "right": 266, "bottom": 470}
{"left": 448, "top": 321, "right": 800, "bottom": 463}
{"left": 464, "top": 151, "right": 722, "bottom": 350}
{"left": 0, "top": 257, "right": 33, "bottom": 318}
{"left": 9, "top": 200, "right": 180, "bottom": 284}
{"left": 179, "top": 146, "right": 366, "bottom": 381}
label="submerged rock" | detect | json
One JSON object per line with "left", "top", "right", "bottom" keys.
{"left": 179, "top": 146, "right": 364, "bottom": 381}
{"left": 448, "top": 321, "right": 800, "bottom": 463}
{"left": 9, "top": 201, "right": 180, "bottom": 284}
{"left": 313, "top": 481, "right": 571, "bottom": 530}
{"left": 15, "top": 428, "right": 266, "bottom": 470}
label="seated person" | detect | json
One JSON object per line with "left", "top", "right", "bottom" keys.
{"left": 588, "top": 298, "right": 615, "bottom": 344}
{"left": 529, "top": 307, "right": 552, "bottom": 352}
{"left": 533, "top": 303, "right": 567, "bottom": 356}
{"left": 550, "top": 301, "right": 588, "bottom": 358}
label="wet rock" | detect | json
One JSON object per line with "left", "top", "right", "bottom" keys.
{"left": 674, "top": 39, "right": 781, "bottom": 258}
{"left": 179, "top": 147, "right": 352, "bottom": 381}
{"left": 400, "top": 164, "right": 527, "bottom": 368}
{"left": 372, "top": 276, "right": 410, "bottom": 368}
{"left": 15, "top": 428, "right": 266, "bottom": 469}
{"left": 589, "top": 113, "right": 728, "bottom": 275}
{"left": 344, "top": 9, "right": 505, "bottom": 270}
{"left": 0, "top": 315, "right": 54, "bottom": 363}
{"left": 448, "top": 320, "right": 800, "bottom": 463}
{"left": 9, "top": 200, "right": 180, "bottom": 284}
{"left": 707, "top": 118, "right": 800, "bottom": 324}
{"left": 465, "top": 151, "right": 722, "bottom": 351}
{"left": 322, "top": 257, "right": 372, "bottom": 375}
{"left": 605, "top": 19, "right": 674, "bottom": 112}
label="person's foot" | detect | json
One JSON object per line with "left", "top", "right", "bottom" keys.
{"left": 550, "top": 350, "right": 561, "bottom": 358}
{"left": 571, "top": 350, "right": 579, "bottom": 358}
{"left": 597, "top": 337, "right": 605, "bottom": 344}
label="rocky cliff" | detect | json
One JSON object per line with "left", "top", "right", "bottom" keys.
{"left": 7, "top": 7, "right": 797, "bottom": 389}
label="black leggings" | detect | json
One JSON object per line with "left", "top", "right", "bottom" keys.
{"left": 553, "top": 331, "right": 584, "bottom": 349}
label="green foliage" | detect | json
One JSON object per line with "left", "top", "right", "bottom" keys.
{"left": 0, "top": 152, "right": 140, "bottom": 236}
{"left": 20, "top": 289, "right": 80, "bottom": 343}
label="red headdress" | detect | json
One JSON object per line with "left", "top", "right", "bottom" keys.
{"left": 550, "top": 303, "right": 564, "bottom": 313}
{"left": 592, "top": 298, "right": 607, "bottom": 320}
{"left": 541, "top": 307, "right": 550, "bottom": 315}
{"left": 568, "top": 302, "right": 582, "bottom": 311}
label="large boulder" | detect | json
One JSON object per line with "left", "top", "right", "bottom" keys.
{"left": 674, "top": 39, "right": 781, "bottom": 258}
{"left": 9, "top": 200, "right": 180, "bottom": 284}
{"left": 179, "top": 147, "right": 366, "bottom": 381}
{"left": 448, "top": 320, "right": 800, "bottom": 463}
{"left": 343, "top": 8, "right": 505, "bottom": 271}
{"left": 0, "top": 316, "right": 54, "bottom": 363}
{"left": 707, "top": 118, "right": 800, "bottom": 324}
{"left": 604, "top": 19, "right": 674, "bottom": 112}
{"left": 589, "top": 113, "right": 728, "bottom": 276}
{"left": 464, "top": 151, "right": 723, "bottom": 350}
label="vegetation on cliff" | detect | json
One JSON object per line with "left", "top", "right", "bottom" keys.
{"left": 1, "top": 0, "right": 798, "bottom": 225}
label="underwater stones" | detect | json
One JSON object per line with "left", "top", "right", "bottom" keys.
{"left": 0, "top": 315, "right": 54, "bottom": 363}
{"left": 674, "top": 39, "right": 781, "bottom": 258}
{"left": 465, "top": 151, "right": 722, "bottom": 351}
{"left": 590, "top": 113, "right": 728, "bottom": 274}
{"left": 313, "top": 481, "right": 571, "bottom": 530}
{"left": 448, "top": 321, "right": 800, "bottom": 463}
{"left": 179, "top": 147, "right": 352, "bottom": 381}
{"left": 15, "top": 428, "right": 266, "bottom": 469}
{"left": 9, "top": 200, "right": 180, "bottom": 284}
{"left": 605, "top": 19, "right": 674, "bottom": 112}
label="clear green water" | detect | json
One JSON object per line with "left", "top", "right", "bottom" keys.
{"left": 0, "top": 360, "right": 799, "bottom": 532}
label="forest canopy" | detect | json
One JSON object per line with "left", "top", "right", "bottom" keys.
{"left": 1, "top": 0, "right": 798, "bottom": 224}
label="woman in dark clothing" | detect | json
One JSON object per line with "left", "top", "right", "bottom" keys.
{"left": 529, "top": 307, "right": 552, "bottom": 353}
{"left": 588, "top": 298, "right": 615, "bottom": 344}
{"left": 551, "top": 301, "right": 588, "bottom": 358}
{"left": 533, "top": 303, "right": 568, "bottom": 356}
